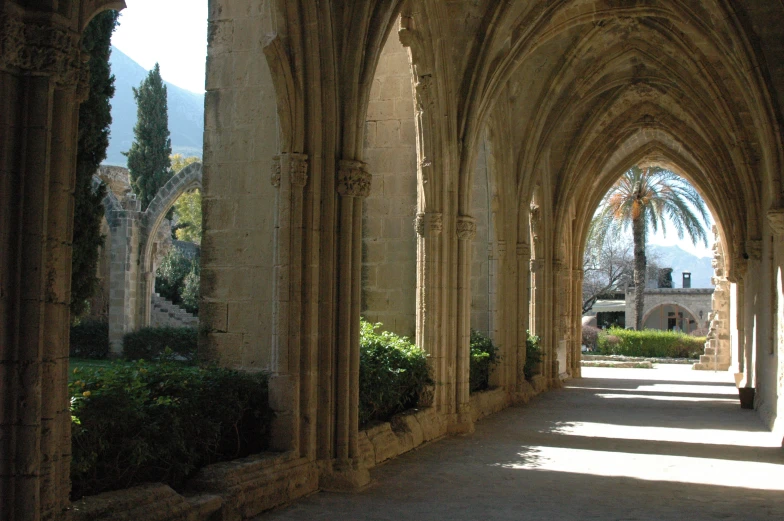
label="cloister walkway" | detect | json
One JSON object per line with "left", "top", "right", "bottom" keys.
{"left": 258, "top": 366, "right": 784, "bottom": 520}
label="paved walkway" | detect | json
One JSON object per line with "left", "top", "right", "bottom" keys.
{"left": 257, "top": 366, "right": 784, "bottom": 520}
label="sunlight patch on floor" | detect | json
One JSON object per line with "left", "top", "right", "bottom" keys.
{"left": 595, "top": 393, "right": 738, "bottom": 403}
{"left": 547, "top": 422, "right": 782, "bottom": 448}
{"left": 500, "top": 445, "right": 784, "bottom": 490}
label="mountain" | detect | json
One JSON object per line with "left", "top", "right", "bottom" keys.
{"left": 104, "top": 46, "right": 204, "bottom": 166}
{"left": 648, "top": 244, "right": 714, "bottom": 288}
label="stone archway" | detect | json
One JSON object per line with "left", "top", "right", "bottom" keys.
{"left": 100, "top": 163, "right": 203, "bottom": 351}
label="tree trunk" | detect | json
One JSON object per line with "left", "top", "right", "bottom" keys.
{"left": 632, "top": 214, "right": 646, "bottom": 329}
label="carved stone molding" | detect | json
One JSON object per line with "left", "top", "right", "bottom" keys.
{"left": 768, "top": 207, "right": 784, "bottom": 236}
{"left": 337, "top": 159, "right": 371, "bottom": 198}
{"left": 270, "top": 156, "right": 281, "bottom": 187}
{"left": 288, "top": 153, "right": 308, "bottom": 187}
{"left": 0, "top": 15, "right": 83, "bottom": 86}
{"left": 456, "top": 215, "right": 476, "bottom": 240}
{"left": 572, "top": 269, "right": 584, "bottom": 281}
{"left": 517, "top": 242, "right": 531, "bottom": 258}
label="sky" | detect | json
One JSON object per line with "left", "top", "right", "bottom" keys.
{"left": 110, "top": 2, "right": 716, "bottom": 258}
{"left": 111, "top": 0, "right": 208, "bottom": 93}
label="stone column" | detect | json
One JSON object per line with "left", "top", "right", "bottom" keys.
{"left": 453, "top": 215, "right": 476, "bottom": 434}
{"left": 269, "top": 153, "right": 308, "bottom": 453}
{"left": 415, "top": 211, "right": 444, "bottom": 409}
{"left": 329, "top": 159, "right": 371, "bottom": 487}
{"left": 572, "top": 269, "right": 583, "bottom": 377}
{"left": 516, "top": 242, "right": 531, "bottom": 391}
{"left": 107, "top": 193, "right": 142, "bottom": 352}
{"left": 0, "top": 12, "right": 87, "bottom": 520}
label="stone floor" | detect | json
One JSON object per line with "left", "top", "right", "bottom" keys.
{"left": 257, "top": 366, "right": 784, "bottom": 520}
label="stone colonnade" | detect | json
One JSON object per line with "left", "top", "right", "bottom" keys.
{"left": 4, "top": 2, "right": 784, "bottom": 520}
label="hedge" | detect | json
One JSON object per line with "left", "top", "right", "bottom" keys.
{"left": 470, "top": 329, "right": 500, "bottom": 393}
{"left": 122, "top": 326, "right": 197, "bottom": 361}
{"left": 69, "top": 361, "right": 272, "bottom": 499}
{"left": 359, "top": 320, "right": 433, "bottom": 425}
{"left": 70, "top": 320, "right": 110, "bottom": 359}
{"left": 596, "top": 327, "right": 705, "bottom": 359}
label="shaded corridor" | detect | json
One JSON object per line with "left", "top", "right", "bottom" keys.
{"left": 257, "top": 366, "right": 784, "bottom": 520}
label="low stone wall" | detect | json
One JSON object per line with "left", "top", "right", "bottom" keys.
{"left": 71, "top": 452, "right": 318, "bottom": 521}
{"left": 72, "top": 382, "right": 553, "bottom": 520}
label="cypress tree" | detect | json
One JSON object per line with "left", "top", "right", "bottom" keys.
{"left": 125, "top": 63, "right": 173, "bottom": 209}
{"left": 71, "top": 10, "right": 119, "bottom": 318}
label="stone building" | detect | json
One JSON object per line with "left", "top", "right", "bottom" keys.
{"left": 4, "top": 1, "right": 784, "bottom": 520}
{"left": 624, "top": 288, "right": 713, "bottom": 334}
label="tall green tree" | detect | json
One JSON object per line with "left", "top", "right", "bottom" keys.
{"left": 71, "top": 10, "right": 119, "bottom": 319}
{"left": 590, "top": 166, "right": 710, "bottom": 329}
{"left": 125, "top": 63, "right": 173, "bottom": 209}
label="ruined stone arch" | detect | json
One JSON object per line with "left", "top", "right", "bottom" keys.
{"left": 137, "top": 162, "right": 203, "bottom": 327}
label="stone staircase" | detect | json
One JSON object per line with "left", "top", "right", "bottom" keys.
{"left": 150, "top": 293, "right": 199, "bottom": 328}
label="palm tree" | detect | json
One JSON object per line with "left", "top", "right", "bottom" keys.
{"left": 590, "top": 166, "right": 710, "bottom": 329}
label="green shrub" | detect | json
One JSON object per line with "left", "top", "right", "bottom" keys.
{"left": 69, "top": 361, "right": 272, "bottom": 499}
{"left": 122, "top": 326, "right": 197, "bottom": 361}
{"left": 155, "top": 247, "right": 199, "bottom": 313}
{"left": 359, "top": 320, "right": 433, "bottom": 426}
{"left": 596, "top": 327, "right": 705, "bottom": 358}
{"left": 469, "top": 329, "right": 500, "bottom": 393}
{"left": 524, "top": 331, "right": 542, "bottom": 379}
{"left": 70, "top": 320, "right": 110, "bottom": 359}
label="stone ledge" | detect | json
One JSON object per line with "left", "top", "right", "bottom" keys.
{"left": 469, "top": 387, "right": 508, "bottom": 422}
{"left": 359, "top": 407, "right": 447, "bottom": 470}
{"left": 71, "top": 452, "right": 318, "bottom": 521}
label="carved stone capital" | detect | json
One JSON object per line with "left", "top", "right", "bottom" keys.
{"left": 768, "top": 207, "right": 784, "bottom": 236}
{"left": 415, "top": 212, "right": 443, "bottom": 237}
{"left": 456, "top": 215, "right": 476, "bottom": 240}
{"left": 337, "top": 159, "right": 371, "bottom": 198}
{"left": 517, "top": 242, "right": 531, "bottom": 259}
{"left": 0, "top": 15, "right": 83, "bottom": 86}
{"left": 270, "top": 156, "right": 281, "bottom": 187}
{"left": 530, "top": 259, "right": 544, "bottom": 273}
{"left": 288, "top": 153, "right": 308, "bottom": 187}
{"left": 497, "top": 240, "right": 507, "bottom": 258}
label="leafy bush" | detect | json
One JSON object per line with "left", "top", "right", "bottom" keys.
{"left": 596, "top": 327, "right": 705, "bottom": 358}
{"left": 123, "top": 326, "right": 197, "bottom": 361}
{"left": 155, "top": 247, "right": 199, "bottom": 313}
{"left": 70, "top": 320, "right": 110, "bottom": 359}
{"left": 69, "top": 361, "right": 272, "bottom": 499}
{"left": 469, "top": 329, "right": 500, "bottom": 393}
{"left": 582, "top": 325, "right": 600, "bottom": 351}
{"left": 359, "top": 320, "right": 433, "bottom": 426}
{"left": 524, "top": 331, "right": 542, "bottom": 379}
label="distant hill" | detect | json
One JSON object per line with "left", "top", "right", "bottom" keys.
{"left": 648, "top": 244, "right": 714, "bottom": 288}
{"left": 104, "top": 46, "right": 204, "bottom": 166}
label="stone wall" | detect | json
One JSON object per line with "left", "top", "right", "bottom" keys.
{"left": 361, "top": 34, "right": 418, "bottom": 339}
{"left": 200, "top": 9, "right": 279, "bottom": 370}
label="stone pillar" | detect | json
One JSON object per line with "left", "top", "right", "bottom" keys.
{"left": 572, "top": 269, "right": 583, "bottom": 377}
{"left": 269, "top": 153, "right": 308, "bottom": 454}
{"left": 415, "top": 211, "right": 445, "bottom": 410}
{"left": 107, "top": 193, "right": 141, "bottom": 353}
{"left": 453, "top": 215, "right": 476, "bottom": 434}
{"left": 0, "top": 10, "right": 90, "bottom": 520}
{"left": 328, "top": 159, "right": 371, "bottom": 488}
{"left": 516, "top": 242, "right": 531, "bottom": 391}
